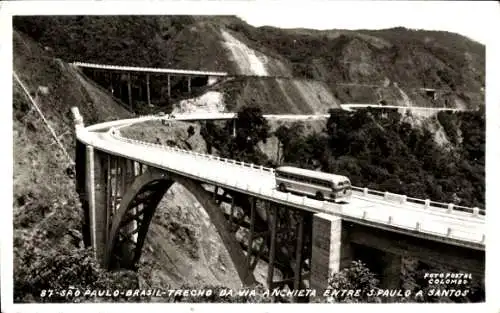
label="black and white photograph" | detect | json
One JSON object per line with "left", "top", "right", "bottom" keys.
{"left": 3, "top": 0, "right": 499, "bottom": 310}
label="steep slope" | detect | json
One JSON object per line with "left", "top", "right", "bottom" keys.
{"left": 225, "top": 22, "right": 484, "bottom": 109}
{"left": 13, "top": 30, "right": 138, "bottom": 302}
{"left": 13, "top": 30, "right": 133, "bottom": 198}
{"left": 14, "top": 16, "right": 483, "bottom": 114}
{"left": 13, "top": 29, "right": 246, "bottom": 301}
{"left": 167, "top": 25, "right": 341, "bottom": 114}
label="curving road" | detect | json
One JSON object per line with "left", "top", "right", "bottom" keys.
{"left": 74, "top": 111, "right": 485, "bottom": 251}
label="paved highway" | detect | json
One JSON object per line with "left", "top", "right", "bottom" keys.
{"left": 341, "top": 104, "right": 468, "bottom": 112}
{"left": 74, "top": 112, "right": 485, "bottom": 250}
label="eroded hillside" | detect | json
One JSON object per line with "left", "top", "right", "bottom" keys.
{"left": 13, "top": 15, "right": 485, "bottom": 115}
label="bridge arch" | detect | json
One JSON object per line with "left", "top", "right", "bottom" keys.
{"left": 104, "top": 167, "right": 256, "bottom": 286}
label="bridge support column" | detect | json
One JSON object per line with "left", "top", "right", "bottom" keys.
{"left": 310, "top": 213, "right": 352, "bottom": 295}
{"left": 380, "top": 252, "right": 402, "bottom": 290}
{"left": 123, "top": 160, "right": 138, "bottom": 243}
{"left": 232, "top": 119, "right": 236, "bottom": 137}
{"left": 187, "top": 76, "right": 191, "bottom": 94}
{"left": 267, "top": 204, "right": 278, "bottom": 289}
{"left": 108, "top": 72, "right": 113, "bottom": 95}
{"left": 246, "top": 197, "right": 256, "bottom": 270}
{"left": 76, "top": 140, "right": 91, "bottom": 247}
{"left": 86, "top": 146, "right": 110, "bottom": 266}
{"left": 127, "top": 73, "right": 133, "bottom": 110}
{"left": 167, "top": 75, "right": 171, "bottom": 98}
{"left": 146, "top": 74, "right": 151, "bottom": 106}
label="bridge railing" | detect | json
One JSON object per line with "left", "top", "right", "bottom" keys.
{"left": 216, "top": 172, "right": 484, "bottom": 245}
{"left": 109, "top": 129, "right": 276, "bottom": 175}
{"left": 351, "top": 186, "right": 485, "bottom": 218}
{"left": 91, "top": 128, "right": 485, "bottom": 245}
{"left": 72, "top": 61, "right": 228, "bottom": 76}
{"left": 108, "top": 127, "right": 484, "bottom": 219}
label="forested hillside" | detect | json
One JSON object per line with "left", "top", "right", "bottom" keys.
{"left": 201, "top": 107, "right": 484, "bottom": 208}
{"left": 276, "top": 108, "right": 485, "bottom": 208}
{"left": 14, "top": 15, "right": 484, "bottom": 112}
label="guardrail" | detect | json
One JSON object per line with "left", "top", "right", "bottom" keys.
{"left": 102, "top": 113, "right": 486, "bottom": 220}
{"left": 95, "top": 128, "right": 484, "bottom": 246}
{"left": 109, "top": 128, "right": 276, "bottom": 174}
{"left": 108, "top": 126, "right": 484, "bottom": 220}
{"left": 351, "top": 187, "right": 485, "bottom": 218}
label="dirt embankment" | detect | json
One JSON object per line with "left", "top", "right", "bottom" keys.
{"left": 166, "top": 28, "right": 341, "bottom": 116}
{"left": 216, "top": 29, "right": 341, "bottom": 114}
{"left": 173, "top": 91, "right": 226, "bottom": 114}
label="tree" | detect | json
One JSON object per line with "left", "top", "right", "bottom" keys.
{"left": 234, "top": 106, "right": 270, "bottom": 148}
{"left": 325, "top": 260, "right": 381, "bottom": 303}
{"left": 14, "top": 229, "right": 139, "bottom": 303}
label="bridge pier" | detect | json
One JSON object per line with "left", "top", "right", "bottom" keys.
{"left": 380, "top": 252, "right": 402, "bottom": 290}
{"left": 121, "top": 159, "right": 138, "bottom": 251}
{"left": 85, "top": 146, "right": 111, "bottom": 266}
{"left": 167, "top": 75, "right": 171, "bottom": 98}
{"left": 75, "top": 139, "right": 91, "bottom": 247}
{"left": 146, "top": 74, "right": 151, "bottom": 106}
{"left": 127, "top": 73, "right": 133, "bottom": 110}
{"left": 78, "top": 143, "right": 143, "bottom": 268}
{"left": 310, "top": 213, "right": 352, "bottom": 295}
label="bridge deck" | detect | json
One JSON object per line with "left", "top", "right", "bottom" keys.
{"left": 340, "top": 104, "right": 468, "bottom": 111}
{"left": 76, "top": 119, "right": 485, "bottom": 250}
{"left": 72, "top": 62, "right": 229, "bottom": 77}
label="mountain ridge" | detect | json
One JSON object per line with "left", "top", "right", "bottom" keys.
{"left": 14, "top": 16, "right": 484, "bottom": 113}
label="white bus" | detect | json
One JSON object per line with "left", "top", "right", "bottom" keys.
{"left": 275, "top": 166, "right": 352, "bottom": 203}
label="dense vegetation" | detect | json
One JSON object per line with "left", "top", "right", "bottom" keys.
{"left": 202, "top": 106, "right": 484, "bottom": 208}
{"left": 14, "top": 16, "right": 186, "bottom": 67}
{"left": 275, "top": 108, "right": 485, "bottom": 208}
{"left": 14, "top": 16, "right": 484, "bottom": 109}
{"left": 200, "top": 105, "right": 273, "bottom": 166}
{"left": 226, "top": 22, "right": 484, "bottom": 104}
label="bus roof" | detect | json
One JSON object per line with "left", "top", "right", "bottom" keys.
{"left": 275, "top": 166, "right": 349, "bottom": 182}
